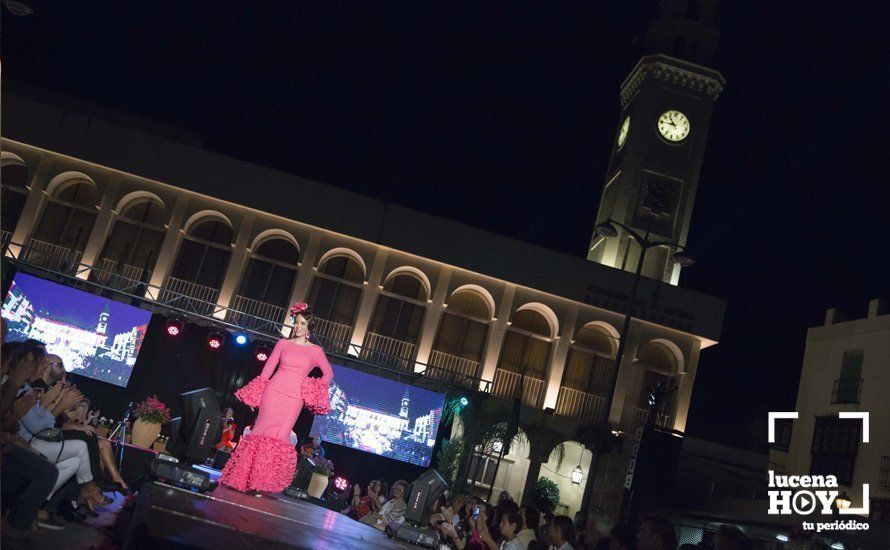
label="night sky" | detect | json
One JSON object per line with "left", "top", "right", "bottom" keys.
{"left": 3, "top": 2, "right": 889, "bottom": 451}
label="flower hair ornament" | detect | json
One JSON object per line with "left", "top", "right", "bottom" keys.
{"left": 289, "top": 301, "right": 309, "bottom": 320}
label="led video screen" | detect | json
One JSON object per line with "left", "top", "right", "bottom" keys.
{"left": 310, "top": 363, "right": 446, "bottom": 467}
{"left": 2, "top": 273, "right": 151, "bottom": 387}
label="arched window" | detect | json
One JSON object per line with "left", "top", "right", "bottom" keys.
{"left": 362, "top": 271, "right": 429, "bottom": 370}
{"left": 1, "top": 157, "right": 29, "bottom": 238}
{"left": 306, "top": 254, "right": 365, "bottom": 345}
{"left": 555, "top": 323, "right": 619, "bottom": 423}
{"left": 621, "top": 340, "right": 682, "bottom": 430}
{"left": 428, "top": 289, "right": 492, "bottom": 384}
{"left": 231, "top": 237, "right": 300, "bottom": 328}
{"left": 492, "top": 307, "right": 554, "bottom": 406}
{"left": 94, "top": 196, "right": 167, "bottom": 284}
{"left": 167, "top": 216, "right": 233, "bottom": 306}
{"left": 29, "top": 177, "right": 99, "bottom": 270}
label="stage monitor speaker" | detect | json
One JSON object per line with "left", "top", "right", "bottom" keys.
{"left": 165, "top": 387, "right": 223, "bottom": 464}
{"left": 150, "top": 456, "right": 214, "bottom": 493}
{"left": 405, "top": 469, "right": 448, "bottom": 526}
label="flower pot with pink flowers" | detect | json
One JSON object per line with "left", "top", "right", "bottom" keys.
{"left": 132, "top": 396, "right": 171, "bottom": 448}
{"left": 308, "top": 457, "right": 334, "bottom": 498}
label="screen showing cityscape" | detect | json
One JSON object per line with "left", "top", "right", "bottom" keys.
{"left": 310, "top": 363, "right": 446, "bottom": 467}
{"left": 1, "top": 273, "right": 151, "bottom": 387}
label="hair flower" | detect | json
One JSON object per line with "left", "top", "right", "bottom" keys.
{"left": 290, "top": 302, "right": 309, "bottom": 318}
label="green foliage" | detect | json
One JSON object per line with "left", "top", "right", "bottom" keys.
{"left": 528, "top": 477, "right": 560, "bottom": 514}
{"left": 436, "top": 437, "right": 464, "bottom": 487}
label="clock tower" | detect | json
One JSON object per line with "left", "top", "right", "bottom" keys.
{"left": 587, "top": 0, "right": 725, "bottom": 284}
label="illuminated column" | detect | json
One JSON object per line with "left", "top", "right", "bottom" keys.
{"left": 281, "top": 231, "right": 322, "bottom": 336}
{"left": 413, "top": 266, "right": 452, "bottom": 368}
{"left": 479, "top": 284, "right": 516, "bottom": 387}
{"left": 78, "top": 175, "right": 120, "bottom": 280}
{"left": 9, "top": 154, "right": 56, "bottom": 256}
{"left": 145, "top": 195, "right": 190, "bottom": 297}
{"left": 607, "top": 327, "right": 645, "bottom": 427}
{"left": 543, "top": 303, "right": 578, "bottom": 409}
{"left": 213, "top": 213, "right": 256, "bottom": 319}
{"left": 348, "top": 248, "right": 388, "bottom": 355}
{"left": 671, "top": 340, "right": 698, "bottom": 432}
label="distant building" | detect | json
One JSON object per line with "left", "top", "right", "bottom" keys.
{"left": 771, "top": 298, "right": 890, "bottom": 522}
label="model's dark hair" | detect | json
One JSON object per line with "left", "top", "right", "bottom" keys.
{"left": 289, "top": 305, "right": 317, "bottom": 334}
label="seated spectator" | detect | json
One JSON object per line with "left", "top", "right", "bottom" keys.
{"left": 61, "top": 397, "right": 132, "bottom": 495}
{"left": 360, "top": 479, "right": 409, "bottom": 530}
{"left": 450, "top": 492, "right": 469, "bottom": 524}
{"left": 548, "top": 515, "right": 576, "bottom": 550}
{"left": 343, "top": 479, "right": 384, "bottom": 520}
{"left": 517, "top": 505, "right": 540, "bottom": 549}
{"left": 636, "top": 515, "right": 676, "bottom": 550}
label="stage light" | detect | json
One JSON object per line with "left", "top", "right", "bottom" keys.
{"left": 165, "top": 318, "right": 183, "bottom": 337}
{"left": 254, "top": 344, "right": 272, "bottom": 362}
{"left": 234, "top": 333, "right": 249, "bottom": 346}
{"left": 207, "top": 332, "right": 224, "bottom": 350}
{"left": 459, "top": 397, "right": 469, "bottom": 407}
{"left": 333, "top": 475, "right": 349, "bottom": 494}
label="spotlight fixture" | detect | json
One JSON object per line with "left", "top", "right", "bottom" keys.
{"left": 165, "top": 318, "right": 184, "bottom": 337}
{"left": 332, "top": 475, "right": 349, "bottom": 494}
{"left": 459, "top": 397, "right": 469, "bottom": 407}
{"left": 234, "top": 333, "right": 249, "bottom": 346}
{"left": 254, "top": 343, "right": 273, "bottom": 362}
{"left": 207, "top": 331, "right": 225, "bottom": 350}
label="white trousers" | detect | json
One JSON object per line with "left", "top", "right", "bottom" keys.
{"left": 29, "top": 438, "right": 92, "bottom": 497}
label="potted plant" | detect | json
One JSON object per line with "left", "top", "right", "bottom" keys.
{"left": 132, "top": 396, "right": 171, "bottom": 448}
{"left": 527, "top": 477, "right": 560, "bottom": 515}
{"left": 308, "top": 457, "right": 334, "bottom": 498}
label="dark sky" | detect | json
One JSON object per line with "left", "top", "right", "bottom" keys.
{"left": 3, "top": 2, "right": 889, "bottom": 451}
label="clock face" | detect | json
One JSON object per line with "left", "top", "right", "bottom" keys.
{"left": 657, "top": 110, "right": 690, "bottom": 142}
{"left": 617, "top": 116, "right": 630, "bottom": 148}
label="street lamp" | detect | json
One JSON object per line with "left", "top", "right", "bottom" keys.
{"left": 571, "top": 447, "right": 586, "bottom": 485}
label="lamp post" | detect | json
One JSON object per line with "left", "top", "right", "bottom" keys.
{"left": 594, "top": 216, "right": 693, "bottom": 430}
{"left": 585, "top": 217, "right": 692, "bottom": 519}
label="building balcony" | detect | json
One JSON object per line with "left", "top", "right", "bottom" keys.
{"left": 421, "top": 350, "right": 482, "bottom": 390}
{"left": 158, "top": 277, "right": 219, "bottom": 316}
{"left": 21, "top": 238, "right": 83, "bottom": 274}
{"left": 93, "top": 258, "right": 149, "bottom": 288}
{"left": 359, "top": 332, "right": 416, "bottom": 372}
{"left": 311, "top": 317, "right": 354, "bottom": 355}
{"left": 490, "top": 368, "right": 544, "bottom": 407}
{"left": 555, "top": 386, "right": 607, "bottom": 424}
{"left": 226, "top": 295, "right": 287, "bottom": 333}
{"left": 831, "top": 378, "right": 863, "bottom": 404}
{"left": 620, "top": 405, "right": 671, "bottom": 433}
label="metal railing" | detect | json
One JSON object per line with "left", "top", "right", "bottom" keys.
{"left": 620, "top": 405, "right": 671, "bottom": 432}
{"left": 490, "top": 368, "right": 544, "bottom": 407}
{"left": 228, "top": 295, "right": 287, "bottom": 332}
{"left": 555, "top": 386, "right": 606, "bottom": 424}
{"left": 360, "top": 332, "right": 417, "bottom": 372}
{"left": 422, "top": 350, "right": 482, "bottom": 390}
{"left": 832, "top": 378, "right": 863, "bottom": 404}
{"left": 21, "top": 238, "right": 83, "bottom": 274}
{"left": 1, "top": 237, "right": 502, "bottom": 401}
{"left": 158, "top": 277, "right": 220, "bottom": 316}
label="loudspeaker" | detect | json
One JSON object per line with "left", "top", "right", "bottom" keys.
{"left": 166, "top": 388, "right": 223, "bottom": 464}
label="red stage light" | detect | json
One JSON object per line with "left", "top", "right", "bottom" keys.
{"left": 207, "top": 332, "right": 224, "bottom": 350}
{"left": 255, "top": 347, "right": 270, "bottom": 362}
{"left": 333, "top": 475, "right": 349, "bottom": 493}
{"left": 165, "top": 318, "right": 183, "bottom": 337}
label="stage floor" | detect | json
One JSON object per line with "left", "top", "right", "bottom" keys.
{"left": 128, "top": 481, "right": 411, "bottom": 549}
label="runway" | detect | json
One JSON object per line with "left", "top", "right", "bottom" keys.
{"left": 121, "top": 481, "right": 412, "bottom": 549}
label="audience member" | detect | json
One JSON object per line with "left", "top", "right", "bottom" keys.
{"left": 499, "top": 511, "right": 525, "bottom": 550}
{"left": 517, "top": 505, "right": 540, "bottom": 549}
{"left": 360, "top": 479, "right": 409, "bottom": 530}
{"left": 548, "top": 515, "right": 576, "bottom": 550}
{"left": 582, "top": 512, "right": 613, "bottom": 549}
{"left": 636, "top": 515, "right": 676, "bottom": 550}
{"left": 344, "top": 479, "right": 384, "bottom": 519}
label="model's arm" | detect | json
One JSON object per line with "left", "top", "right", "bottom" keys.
{"left": 315, "top": 347, "right": 334, "bottom": 383}
{"left": 259, "top": 339, "right": 285, "bottom": 380}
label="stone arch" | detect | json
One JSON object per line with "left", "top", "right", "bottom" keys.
{"left": 182, "top": 209, "right": 233, "bottom": 234}
{"left": 45, "top": 171, "right": 97, "bottom": 199}
{"left": 316, "top": 247, "right": 367, "bottom": 280}
{"left": 513, "top": 302, "right": 559, "bottom": 339}
{"left": 636, "top": 338, "right": 685, "bottom": 375}
{"left": 384, "top": 266, "right": 431, "bottom": 302}
{"left": 0, "top": 151, "right": 26, "bottom": 167}
{"left": 574, "top": 321, "right": 619, "bottom": 357}
{"left": 250, "top": 228, "right": 301, "bottom": 255}
{"left": 114, "top": 190, "right": 165, "bottom": 216}
{"left": 448, "top": 284, "right": 495, "bottom": 320}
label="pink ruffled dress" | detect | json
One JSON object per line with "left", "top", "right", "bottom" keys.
{"left": 220, "top": 339, "right": 333, "bottom": 493}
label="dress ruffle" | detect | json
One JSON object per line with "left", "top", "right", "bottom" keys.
{"left": 302, "top": 378, "right": 331, "bottom": 415}
{"left": 234, "top": 376, "right": 268, "bottom": 409}
{"left": 219, "top": 433, "right": 298, "bottom": 493}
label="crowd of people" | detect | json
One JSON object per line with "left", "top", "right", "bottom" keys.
{"left": 335, "top": 480, "right": 753, "bottom": 550}
{"left": 1, "top": 320, "right": 131, "bottom": 548}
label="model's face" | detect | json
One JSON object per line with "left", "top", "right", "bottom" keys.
{"left": 292, "top": 315, "right": 309, "bottom": 337}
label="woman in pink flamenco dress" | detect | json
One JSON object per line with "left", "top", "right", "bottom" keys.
{"left": 220, "top": 303, "right": 334, "bottom": 493}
